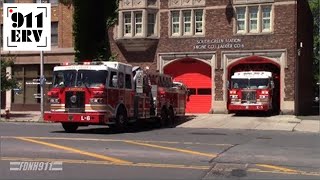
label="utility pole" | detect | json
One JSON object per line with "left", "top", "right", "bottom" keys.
{"left": 39, "top": 0, "right": 45, "bottom": 121}
{"left": 0, "top": 0, "right": 2, "bottom": 117}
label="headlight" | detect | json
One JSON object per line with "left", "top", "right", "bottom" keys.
{"left": 230, "top": 95, "right": 238, "bottom": 99}
{"left": 259, "top": 95, "right": 269, "bottom": 101}
{"left": 49, "top": 98, "right": 60, "bottom": 104}
{"left": 89, "top": 98, "right": 104, "bottom": 104}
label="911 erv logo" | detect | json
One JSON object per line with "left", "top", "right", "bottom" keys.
{"left": 3, "top": 3, "right": 51, "bottom": 51}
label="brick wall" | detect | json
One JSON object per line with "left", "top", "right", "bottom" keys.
{"left": 110, "top": 0, "right": 299, "bottom": 102}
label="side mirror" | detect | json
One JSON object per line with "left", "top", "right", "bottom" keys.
{"left": 112, "top": 75, "right": 118, "bottom": 87}
{"left": 270, "top": 81, "right": 275, "bottom": 89}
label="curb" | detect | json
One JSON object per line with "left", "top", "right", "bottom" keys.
{"left": 0, "top": 118, "right": 52, "bottom": 123}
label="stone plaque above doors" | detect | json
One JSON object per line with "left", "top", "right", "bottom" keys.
{"left": 169, "top": 0, "right": 205, "bottom": 8}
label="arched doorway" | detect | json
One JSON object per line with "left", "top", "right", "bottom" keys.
{"left": 227, "top": 56, "right": 281, "bottom": 114}
{"left": 164, "top": 58, "right": 212, "bottom": 113}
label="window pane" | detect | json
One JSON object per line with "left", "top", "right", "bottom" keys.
{"left": 236, "top": 7, "right": 246, "bottom": 32}
{"left": 263, "top": 19, "right": 270, "bottom": 30}
{"left": 135, "top": 13, "right": 142, "bottom": 23}
{"left": 172, "top": 11, "right": 180, "bottom": 35}
{"left": 198, "top": 88, "right": 211, "bottom": 95}
{"left": 172, "top": 12, "right": 179, "bottom": 22}
{"left": 12, "top": 79, "right": 24, "bottom": 104}
{"left": 125, "top": 74, "right": 132, "bottom": 89}
{"left": 148, "top": 24, "right": 154, "bottom": 35}
{"left": 249, "top": 7, "right": 258, "bottom": 19}
{"left": 51, "top": 22, "right": 58, "bottom": 46}
{"left": 195, "top": 11, "right": 203, "bottom": 21}
{"left": 249, "top": 7, "right": 258, "bottom": 32}
{"left": 195, "top": 22, "right": 203, "bottom": 33}
{"left": 184, "top": 23, "right": 191, "bottom": 33}
{"left": 173, "top": 24, "right": 179, "bottom": 33}
{"left": 183, "top": 11, "right": 191, "bottom": 22}
{"left": 0, "top": 24, "right": 3, "bottom": 47}
{"left": 136, "top": 24, "right": 142, "bottom": 34}
{"left": 195, "top": 10, "right": 203, "bottom": 34}
{"left": 125, "top": 25, "right": 131, "bottom": 34}
{"left": 147, "top": 13, "right": 156, "bottom": 36}
{"left": 262, "top": 6, "right": 271, "bottom": 31}
{"left": 238, "top": 21, "right": 245, "bottom": 31}
{"left": 183, "top": 11, "right": 191, "bottom": 34}
{"left": 262, "top": 6, "right": 271, "bottom": 18}
{"left": 25, "top": 78, "right": 39, "bottom": 104}
{"left": 236, "top": 7, "right": 245, "bottom": 20}
{"left": 124, "top": 14, "right": 131, "bottom": 23}
{"left": 124, "top": 13, "right": 132, "bottom": 35}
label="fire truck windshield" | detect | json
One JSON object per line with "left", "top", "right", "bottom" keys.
{"left": 53, "top": 70, "right": 108, "bottom": 88}
{"left": 231, "top": 78, "right": 269, "bottom": 89}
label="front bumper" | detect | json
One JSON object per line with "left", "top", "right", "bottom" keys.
{"left": 228, "top": 103, "right": 270, "bottom": 111}
{"left": 44, "top": 112, "right": 111, "bottom": 124}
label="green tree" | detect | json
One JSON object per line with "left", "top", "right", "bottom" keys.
{"left": 0, "top": 57, "right": 18, "bottom": 92}
{"left": 309, "top": 0, "right": 320, "bottom": 93}
{"left": 60, "top": 0, "right": 118, "bottom": 62}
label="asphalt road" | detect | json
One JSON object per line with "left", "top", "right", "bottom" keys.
{"left": 0, "top": 122, "right": 320, "bottom": 179}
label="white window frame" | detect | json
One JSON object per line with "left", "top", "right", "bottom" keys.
{"left": 147, "top": 12, "right": 156, "bottom": 36}
{"left": 170, "top": 9, "right": 204, "bottom": 37}
{"left": 261, "top": 5, "right": 272, "bottom": 32}
{"left": 235, "top": 4, "right": 273, "bottom": 34}
{"left": 123, "top": 12, "right": 132, "bottom": 37}
{"left": 194, "top": 10, "right": 204, "bottom": 35}
{"left": 236, "top": 6, "right": 246, "bottom": 34}
{"left": 248, "top": 6, "right": 259, "bottom": 33}
{"left": 135, "top": 12, "right": 143, "bottom": 36}
{"left": 171, "top": 11, "right": 180, "bottom": 36}
{"left": 120, "top": 10, "right": 158, "bottom": 38}
{"left": 183, "top": 10, "right": 192, "bottom": 35}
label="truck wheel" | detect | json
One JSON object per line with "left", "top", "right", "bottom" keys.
{"left": 62, "top": 123, "right": 78, "bottom": 133}
{"left": 159, "top": 108, "right": 168, "bottom": 128}
{"left": 115, "top": 109, "right": 128, "bottom": 132}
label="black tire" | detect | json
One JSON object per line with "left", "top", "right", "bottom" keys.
{"left": 62, "top": 123, "right": 78, "bottom": 133}
{"left": 114, "top": 109, "right": 128, "bottom": 132}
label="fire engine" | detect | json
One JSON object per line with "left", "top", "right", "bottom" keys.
{"left": 227, "top": 71, "right": 275, "bottom": 113}
{"left": 44, "top": 61, "right": 186, "bottom": 132}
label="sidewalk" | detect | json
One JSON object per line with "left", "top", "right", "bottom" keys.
{"left": 178, "top": 114, "right": 320, "bottom": 133}
{"left": 0, "top": 110, "right": 319, "bottom": 133}
{"left": 0, "top": 110, "right": 42, "bottom": 123}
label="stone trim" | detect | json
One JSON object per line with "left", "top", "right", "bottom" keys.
{"left": 169, "top": 0, "right": 205, "bottom": 8}
{"left": 0, "top": 48, "right": 75, "bottom": 56}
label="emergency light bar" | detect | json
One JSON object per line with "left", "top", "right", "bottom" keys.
{"left": 231, "top": 71, "right": 272, "bottom": 79}
{"left": 61, "top": 61, "right": 104, "bottom": 66}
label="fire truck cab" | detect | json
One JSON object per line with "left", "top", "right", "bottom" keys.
{"left": 44, "top": 61, "right": 186, "bottom": 132}
{"left": 227, "top": 71, "right": 275, "bottom": 112}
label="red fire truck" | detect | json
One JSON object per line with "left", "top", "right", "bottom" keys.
{"left": 227, "top": 71, "right": 275, "bottom": 113}
{"left": 44, "top": 61, "right": 186, "bottom": 132}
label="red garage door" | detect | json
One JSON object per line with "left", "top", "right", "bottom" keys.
{"left": 164, "top": 59, "right": 212, "bottom": 113}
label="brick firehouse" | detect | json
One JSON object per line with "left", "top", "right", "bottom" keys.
{"left": 2, "top": 0, "right": 313, "bottom": 115}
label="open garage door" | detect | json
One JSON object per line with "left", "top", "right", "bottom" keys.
{"left": 227, "top": 56, "right": 281, "bottom": 114}
{"left": 164, "top": 58, "right": 212, "bottom": 113}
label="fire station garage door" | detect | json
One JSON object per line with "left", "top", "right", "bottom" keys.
{"left": 164, "top": 59, "right": 212, "bottom": 113}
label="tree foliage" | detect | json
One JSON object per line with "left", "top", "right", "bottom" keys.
{"left": 309, "top": 0, "right": 320, "bottom": 93}
{"left": 59, "top": 0, "right": 118, "bottom": 62}
{"left": 0, "top": 57, "right": 18, "bottom": 92}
